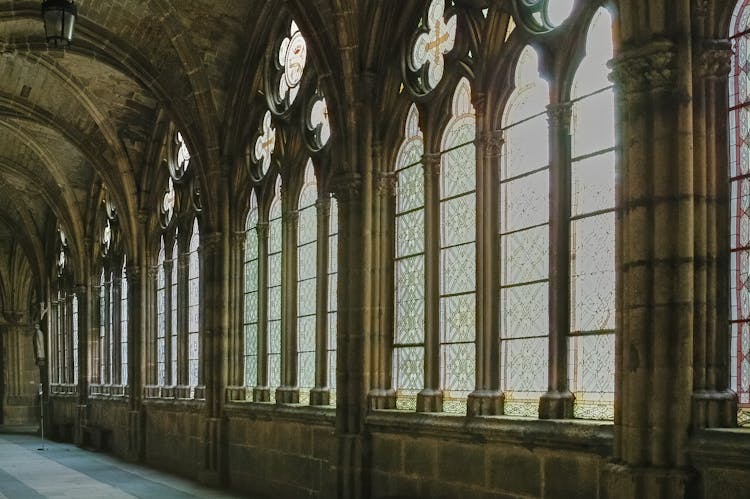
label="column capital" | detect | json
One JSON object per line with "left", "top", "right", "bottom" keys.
{"left": 375, "top": 171, "right": 398, "bottom": 197}
{"left": 231, "top": 230, "right": 246, "bottom": 246}
{"left": 609, "top": 40, "right": 677, "bottom": 95}
{"left": 422, "top": 152, "right": 441, "bottom": 176}
{"left": 696, "top": 41, "right": 732, "bottom": 80}
{"left": 331, "top": 172, "right": 363, "bottom": 203}
{"left": 256, "top": 221, "right": 269, "bottom": 238}
{"left": 546, "top": 102, "right": 573, "bottom": 131}
{"left": 201, "top": 231, "right": 224, "bottom": 253}
{"left": 477, "top": 129, "right": 504, "bottom": 158}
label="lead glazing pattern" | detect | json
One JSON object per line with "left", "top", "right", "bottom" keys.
{"left": 99, "top": 272, "right": 106, "bottom": 383}
{"left": 394, "top": 104, "right": 425, "bottom": 410}
{"left": 121, "top": 262, "right": 128, "bottom": 386}
{"left": 72, "top": 294, "right": 78, "bottom": 385}
{"left": 170, "top": 241, "right": 178, "bottom": 385}
{"left": 268, "top": 179, "right": 283, "bottom": 401}
{"left": 156, "top": 241, "right": 166, "bottom": 386}
{"left": 188, "top": 219, "right": 200, "bottom": 388}
{"left": 244, "top": 194, "right": 259, "bottom": 392}
{"left": 328, "top": 197, "right": 338, "bottom": 399}
{"left": 439, "top": 78, "right": 476, "bottom": 414}
{"left": 568, "top": 10, "right": 615, "bottom": 420}
{"left": 298, "top": 163, "right": 317, "bottom": 402}
{"left": 499, "top": 45, "right": 549, "bottom": 416}
{"left": 411, "top": 0, "right": 457, "bottom": 91}
{"left": 731, "top": 1, "right": 750, "bottom": 418}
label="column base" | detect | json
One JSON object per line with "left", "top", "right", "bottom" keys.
{"left": 417, "top": 389, "right": 443, "bottom": 413}
{"left": 692, "top": 389, "right": 738, "bottom": 429}
{"left": 601, "top": 462, "right": 696, "bottom": 499}
{"left": 224, "top": 386, "right": 247, "bottom": 402}
{"left": 275, "top": 386, "right": 299, "bottom": 404}
{"left": 310, "top": 387, "right": 331, "bottom": 406}
{"left": 367, "top": 389, "right": 396, "bottom": 410}
{"left": 252, "top": 386, "right": 271, "bottom": 402}
{"left": 539, "top": 390, "right": 575, "bottom": 419}
{"left": 467, "top": 389, "right": 504, "bottom": 416}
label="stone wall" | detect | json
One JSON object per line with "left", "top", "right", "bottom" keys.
{"left": 2, "top": 325, "right": 40, "bottom": 425}
{"left": 143, "top": 401, "right": 205, "bottom": 476}
{"left": 87, "top": 398, "right": 130, "bottom": 455}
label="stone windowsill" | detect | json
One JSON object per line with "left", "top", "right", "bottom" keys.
{"left": 366, "top": 410, "right": 614, "bottom": 456}
{"left": 224, "top": 400, "right": 336, "bottom": 426}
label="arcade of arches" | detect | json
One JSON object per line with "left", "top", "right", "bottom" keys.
{"left": 0, "top": 0, "right": 748, "bottom": 497}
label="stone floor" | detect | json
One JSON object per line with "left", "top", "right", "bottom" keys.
{"left": 0, "top": 427, "right": 245, "bottom": 498}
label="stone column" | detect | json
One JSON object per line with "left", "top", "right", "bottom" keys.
{"left": 177, "top": 242, "right": 189, "bottom": 393}
{"left": 603, "top": 11, "right": 698, "bottom": 495}
{"left": 253, "top": 222, "right": 270, "bottom": 402}
{"left": 277, "top": 205, "right": 300, "bottom": 404}
{"left": 312, "top": 197, "right": 333, "bottom": 406}
{"left": 468, "top": 126, "right": 504, "bottom": 416}
{"left": 417, "top": 153, "right": 443, "bottom": 412}
{"left": 539, "top": 102, "right": 575, "bottom": 419}
{"left": 367, "top": 171, "right": 397, "bottom": 409}
{"left": 691, "top": 37, "right": 737, "bottom": 428}
{"left": 225, "top": 231, "right": 247, "bottom": 401}
{"left": 75, "top": 284, "right": 88, "bottom": 445}
{"left": 332, "top": 171, "right": 368, "bottom": 499}
{"left": 125, "top": 265, "right": 144, "bottom": 460}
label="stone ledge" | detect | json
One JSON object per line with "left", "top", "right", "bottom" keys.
{"left": 224, "top": 401, "right": 336, "bottom": 426}
{"left": 688, "top": 428, "right": 750, "bottom": 468}
{"left": 366, "top": 410, "right": 613, "bottom": 455}
{"left": 142, "top": 398, "right": 205, "bottom": 412}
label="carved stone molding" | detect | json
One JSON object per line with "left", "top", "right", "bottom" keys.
{"left": 376, "top": 171, "right": 397, "bottom": 197}
{"left": 201, "top": 231, "right": 224, "bottom": 253}
{"left": 546, "top": 102, "right": 573, "bottom": 132}
{"left": 693, "top": 0, "right": 709, "bottom": 17}
{"left": 696, "top": 43, "right": 732, "bottom": 80}
{"left": 230, "top": 230, "right": 246, "bottom": 246}
{"left": 609, "top": 41, "right": 678, "bottom": 95}
{"left": 422, "top": 153, "right": 442, "bottom": 176}
{"left": 256, "top": 221, "right": 269, "bottom": 238}
{"left": 478, "top": 130, "right": 504, "bottom": 157}
{"left": 331, "top": 172, "right": 363, "bottom": 203}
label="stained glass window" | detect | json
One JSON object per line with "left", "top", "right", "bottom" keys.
{"left": 440, "top": 78, "right": 476, "bottom": 414}
{"left": 268, "top": 178, "right": 283, "bottom": 401}
{"left": 297, "top": 161, "right": 318, "bottom": 404}
{"left": 175, "top": 131, "right": 191, "bottom": 175}
{"left": 254, "top": 111, "right": 276, "bottom": 176}
{"left": 730, "top": 0, "right": 750, "bottom": 425}
{"left": 278, "top": 21, "right": 307, "bottom": 106}
{"left": 310, "top": 96, "right": 331, "bottom": 147}
{"left": 188, "top": 219, "right": 200, "bottom": 389}
{"left": 499, "top": 46, "right": 550, "bottom": 416}
{"left": 244, "top": 192, "right": 260, "bottom": 394}
{"left": 121, "top": 260, "right": 128, "bottom": 386}
{"left": 568, "top": 8, "right": 615, "bottom": 420}
{"left": 72, "top": 294, "right": 78, "bottom": 385}
{"left": 99, "top": 270, "right": 108, "bottom": 384}
{"left": 393, "top": 104, "right": 425, "bottom": 411}
{"left": 170, "top": 237, "right": 178, "bottom": 386}
{"left": 328, "top": 196, "right": 338, "bottom": 400}
{"left": 411, "top": 0, "right": 457, "bottom": 91}
{"left": 156, "top": 239, "right": 166, "bottom": 386}
{"left": 163, "top": 178, "right": 175, "bottom": 225}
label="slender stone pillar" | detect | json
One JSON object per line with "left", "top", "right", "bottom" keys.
{"left": 691, "top": 38, "right": 737, "bottom": 428}
{"left": 277, "top": 206, "right": 300, "bottom": 404}
{"left": 253, "top": 222, "right": 271, "bottom": 402}
{"left": 225, "top": 231, "right": 247, "bottom": 401}
{"left": 367, "top": 171, "right": 397, "bottom": 409}
{"left": 125, "top": 265, "right": 144, "bottom": 460}
{"left": 311, "top": 197, "right": 332, "bottom": 406}
{"left": 468, "top": 126, "right": 504, "bottom": 416}
{"left": 75, "top": 284, "right": 88, "bottom": 445}
{"left": 417, "top": 153, "right": 443, "bottom": 412}
{"left": 539, "top": 102, "right": 575, "bottom": 419}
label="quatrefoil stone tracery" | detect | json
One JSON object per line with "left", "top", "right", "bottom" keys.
{"left": 278, "top": 21, "right": 307, "bottom": 105}
{"left": 411, "top": 0, "right": 457, "bottom": 91}
{"left": 254, "top": 111, "right": 276, "bottom": 176}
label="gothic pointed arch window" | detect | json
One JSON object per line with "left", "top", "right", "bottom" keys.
{"left": 297, "top": 161, "right": 318, "bottom": 402}
{"left": 244, "top": 191, "right": 260, "bottom": 389}
{"left": 169, "top": 232, "right": 178, "bottom": 387}
{"left": 327, "top": 196, "right": 338, "bottom": 398}
{"left": 439, "top": 77, "right": 477, "bottom": 414}
{"left": 499, "top": 44, "right": 550, "bottom": 416}
{"left": 267, "top": 177, "right": 283, "bottom": 400}
{"left": 568, "top": 7, "right": 616, "bottom": 420}
{"left": 156, "top": 238, "right": 167, "bottom": 386}
{"left": 188, "top": 218, "right": 201, "bottom": 389}
{"left": 730, "top": 0, "right": 750, "bottom": 424}
{"left": 393, "top": 104, "right": 425, "bottom": 411}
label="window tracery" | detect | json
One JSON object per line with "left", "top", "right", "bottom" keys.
{"left": 410, "top": 0, "right": 457, "bottom": 93}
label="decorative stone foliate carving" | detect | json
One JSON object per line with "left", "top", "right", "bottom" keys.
{"left": 331, "top": 172, "right": 363, "bottom": 203}
{"left": 693, "top": 0, "right": 709, "bottom": 17}
{"left": 546, "top": 102, "right": 573, "bottom": 132}
{"left": 231, "top": 230, "right": 246, "bottom": 247}
{"left": 423, "top": 153, "right": 442, "bottom": 177}
{"left": 697, "top": 45, "right": 732, "bottom": 80}
{"left": 478, "top": 130, "right": 503, "bottom": 158}
{"left": 609, "top": 41, "right": 678, "bottom": 95}
{"left": 376, "top": 171, "right": 398, "bottom": 197}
